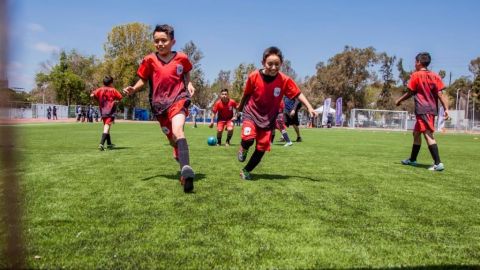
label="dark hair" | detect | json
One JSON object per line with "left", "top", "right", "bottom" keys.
{"left": 415, "top": 52, "right": 431, "bottom": 67}
{"left": 262, "top": 46, "right": 284, "bottom": 63}
{"left": 220, "top": 88, "right": 228, "bottom": 93}
{"left": 153, "top": 24, "right": 174, "bottom": 40}
{"left": 103, "top": 76, "right": 114, "bottom": 86}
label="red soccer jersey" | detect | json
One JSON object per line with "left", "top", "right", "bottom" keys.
{"left": 92, "top": 87, "right": 123, "bottom": 117}
{"left": 242, "top": 70, "right": 300, "bottom": 129}
{"left": 408, "top": 70, "right": 445, "bottom": 115}
{"left": 213, "top": 99, "right": 237, "bottom": 121}
{"left": 137, "top": 52, "right": 193, "bottom": 115}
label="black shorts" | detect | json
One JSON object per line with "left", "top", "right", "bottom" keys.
{"left": 284, "top": 112, "right": 299, "bottom": 127}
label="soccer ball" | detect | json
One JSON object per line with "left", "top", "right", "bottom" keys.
{"left": 207, "top": 136, "right": 217, "bottom": 146}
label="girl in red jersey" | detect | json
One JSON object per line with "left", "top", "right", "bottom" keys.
{"left": 236, "top": 46, "right": 317, "bottom": 180}
{"left": 91, "top": 76, "right": 123, "bottom": 151}
{"left": 123, "top": 24, "right": 196, "bottom": 193}
{"left": 396, "top": 52, "right": 449, "bottom": 171}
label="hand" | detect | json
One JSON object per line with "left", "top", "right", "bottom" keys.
{"left": 123, "top": 86, "right": 135, "bottom": 96}
{"left": 188, "top": 84, "right": 196, "bottom": 97}
{"left": 309, "top": 108, "right": 318, "bottom": 118}
{"left": 209, "top": 122, "right": 214, "bottom": 128}
{"left": 444, "top": 109, "right": 449, "bottom": 120}
{"left": 395, "top": 99, "right": 401, "bottom": 106}
{"left": 289, "top": 110, "right": 295, "bottom": 117}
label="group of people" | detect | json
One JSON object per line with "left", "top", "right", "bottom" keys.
{"left": 46, "top": 106, "right": 57, "bottom": 120}
{"left": 90, "top": 24, "right": 449, "bottom": 194}
{"left": 76, "top": 105, "right": 99, "bottom": 123}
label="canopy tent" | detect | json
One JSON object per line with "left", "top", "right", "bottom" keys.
{"left": 314, "top": 106, "right": 336, "bottom": 114}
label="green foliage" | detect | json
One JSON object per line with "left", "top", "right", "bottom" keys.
{"left": 181, "top": 41, "right": 212, "bottom": 108}
{"left": 231, "top": 63, "right": 256, "bottom": 101}
{"left": 377, "top": 53, "right": 397, "bottom": 110}
{"left": 12, "top": 123, "right": 480, "bottom": 268}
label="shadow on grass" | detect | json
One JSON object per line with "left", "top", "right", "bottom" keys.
{"left": 333, "top": 265, "right": 479, "bottom": 270}
{"left": 398, "top": 162, "right": 433, "bottom": 169}
{"left": 252, "top": 173, "right": 321, "bottom": 182}
{"left": 107, "top": 146, "right": 131, "bottom": 151}
{"left": 141, "top": 173, "right": 206, "bottom": 182}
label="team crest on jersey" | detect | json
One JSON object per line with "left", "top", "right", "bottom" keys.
{"left": 243, "top": 127, "right": 252, "bottom": 136}
{"left": 274, "top": 87, "right": 281, "bottom": 97}
{"left": 162, "top": 126, "right": 170, "bottom": 134}
{"left": 176, "top": 64, "right": 184, "bottom": 75}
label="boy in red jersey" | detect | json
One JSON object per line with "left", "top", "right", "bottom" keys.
{"left": 123, "top": 24, "right": 196, "bottom": 193}
{"left": 237, "top": 46, "right": 316, "bottom": 180}
{"left": 91, "top": 76, "right": 123, "bottom": 151}
{"left": 396, "top": 52, "right": 449, "bottom": 171}
{"left": 209, "top": 89, "right": 237, "bottom": 146}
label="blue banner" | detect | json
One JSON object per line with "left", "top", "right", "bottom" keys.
{"left": 335, "top": 97, "right": 343, "bottom": 126}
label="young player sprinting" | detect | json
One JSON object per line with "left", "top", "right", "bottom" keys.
{"left": 91, "top": 76, "right": 123, "bottom": 151}
{"left": 237, "top": 46, "right": 316, "bottom": 180}
{"left": 396, "top": 52, "right": 449, "bottom": 171}
{"left": 209, "top": 89, "right": 238, "bottom": 146}
{"left": 123, "top": 24, "right": 196, "bottom": 192}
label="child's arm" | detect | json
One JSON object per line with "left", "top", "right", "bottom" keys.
{"left": 297, "top": 93, "right": 316, "bottom": 118}
{"left": 209, "top": 111, "right": 215, "bottom": 128}
{"left": 438, "top": 91, "right": 449, "bottom": 119}
{"left": 237, "top": 94, "right": 249, "bottom": 112}
{"left": 185, "top": 73, "right": 195, "bottom": 97}
{"left": 395, "top": 91, "right": 413, "bottom": 106}
{"left": 123, "top": 78, "right": 147, "bottom": 95}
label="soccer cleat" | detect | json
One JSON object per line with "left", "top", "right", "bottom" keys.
{"left": 98, "top": 144, "right": 105, "bottom": 151}
{"left": 240, "top": 169, "right": 252, "bottom": 180}
{"left": 284, "top": 141, "right": 293, "bottom": 147}
{"left": 237, "top": 147, "right": 248, "bottom": 162}
{"left": 428, "top": 163, "right": 445, "bottom": 171}
{"left": 225, "top": 142, "right": 230, "bottom": 147}
{"left": 107, "top": 144, "right": 116, "bottom": 150}
{"left": 296, "top": 137, "right": 302, "bottom": 142}
{"left": 401, "top": 159, "right": 417, "bottom": 166}
{"left": 180, "top": 165, "right": 195, "bottom": 193}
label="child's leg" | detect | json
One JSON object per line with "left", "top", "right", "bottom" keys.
{"left": 408, "top": 131, "right": 422, "bottom": 162}
{"left": 216, "top": 131, "right": 223, "bottom": 145}
{"left": 171, "top": 113, "right": 190, "bottom": 168}
{"left": 424, "top": 131, "right": 441, "bottom": 165}
{"left": 244, "top": 149, "right": 265, "bottom": 172}
{"left": 226, "top": 122, "right": 234, "bottom": 145}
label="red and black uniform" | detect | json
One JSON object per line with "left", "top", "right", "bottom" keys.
{"left": 241, "top": 70, "right": 300, "bottom": 151}
{"left": 212, "top": 98, "right": 237, "bottom": 131}
{"left": 137, "top": 52, "right": 193, "bottom": 139}
{"left": 92, "top": 86, "right": 123, "bottom": 125}
{"left": 407, "top": 70, "right": 445, "bottom": 132}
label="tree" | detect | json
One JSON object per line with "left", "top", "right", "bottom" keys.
{"left": 469, "top": 57, "right": 480, "bottom": 98}
{"left": 281, "top": 59, "right": 298, "bottom": 82}
{"left": 377, "top": 53, "right": 396, "bottom": 109}
{"left": 181, "top": 41, "right": 212, "bottom": 108}
{"left": 209, "top": 70, "right": 232, "bottom": 106}
{"left": 231, "top": 63, "right": 256, "bottom": 101}
{"left": 396, "top": 58, "right": 411, "bottom": 87}
{"left": 313, "top": 46, "right": 379, "bottom": 114}
{"left": 103, "top": 23, "right": 154, "bottom": 117}
{"left": 438, "top": 70, "right": 447, "bottom": 79}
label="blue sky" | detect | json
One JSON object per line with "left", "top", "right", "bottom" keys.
{"left": 7, "top": 0, "right": 480, "bottom": 91}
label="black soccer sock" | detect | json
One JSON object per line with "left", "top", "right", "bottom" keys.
{"left": 226, "top": 131, "right": 233, "bottom": 144}
{"left": 100, "top": 133, "right": 108, "bottom": 145}
{"left": 428, "top": 144, "right": 441, "bottom": 165}
{"left": 410, "top": 144, "right": 421, "bottom": 162}
{"left": 281, "top": 130, "right": 291, "bottom": 143}
{"left": 176, "top": 138, "right": 190, "bottom": 169}
{"left": 244, "top": 150, "right": 265, "bottom": 172}
{"left": 106, "top": 133, "right": 112, "bottom": 145}
{"left": 241, "top": 139, "right": 254, "bottom": 151}
{"left": 217, "top": 134, "right": 222, "bottom": 145}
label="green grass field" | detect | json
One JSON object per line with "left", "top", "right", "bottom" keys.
{"left": 3, "top": 122, "right": 480, "bottom": 269}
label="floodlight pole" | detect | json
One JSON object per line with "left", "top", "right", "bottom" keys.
{"left": 455, "top": 89, "right": 460, "bottom": 131}
{"left": 466, "top": 89, "right": 471, "bottom": 132}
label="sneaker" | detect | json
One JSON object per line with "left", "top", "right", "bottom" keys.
{"left": 284, "top": 141, "right": 293, "bottom": 147}
{"left": 401, "top": 159, "right": 417, "bottom": 166}
{"left": 428, "top": 163, "right": 445, "bottom": 171}
{"left": 107, "top": 144, "right": 116, "bottom": 150}
{"left": 98, "top": 144, "right": 105, "bottom": 151}
{"left": 180, "top": 165, "right": 195, "bottom": 193}
{"left": 240, "top": 169, "right": 252, "bottom": 180}
{"left": 225, "top": 142, "right": 230, "bottom": 147}
{"left": 237, "top": 147, "right": 248, "bottom": 162}
{"left": 296, "top": 137, "right": 302, "bottom": 142}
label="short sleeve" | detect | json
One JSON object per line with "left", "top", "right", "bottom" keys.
{"left": 407, "top": 73, "right": 418, "bottom": 93}
{"left": 284, "top": 77, "right": 301, "bottom": 99}
{"left": 182, "top": 56, "right": 193, "bottom": 73}
{"left": 137, "top": 56, "right": 152, "bottom": 80}
{"left": 114, "top": 89, "right": 123, "bottom": 100}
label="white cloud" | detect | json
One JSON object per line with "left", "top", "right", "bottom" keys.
{"left": 33, "top": 42, "right": 60, "bottom": 53}
{"left": 27, "top": 23, "right": 45, "bottom": 32}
